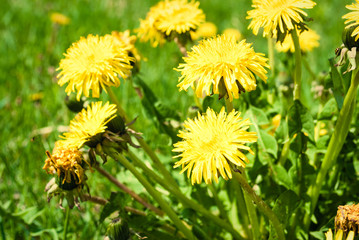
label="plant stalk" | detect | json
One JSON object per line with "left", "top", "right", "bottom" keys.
{"left": 113, "top": 152, "right": 195, "bottom": 239}
{"left": 304, "top": 68, "right": 359, "bottom": 229}
{"left": 291, "top": 28, "right": 302, "bottom": 101}
{"left": 234, "top": 172, "right": 285, "bottom": 240}
{"left": 63, "top": 207, "right": 70, "bottom": 240}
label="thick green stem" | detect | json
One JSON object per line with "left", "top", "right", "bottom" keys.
{"left": 105, "top": 85, "right": 178, "bottom": 188}
{"left": 242, "top": 176, "right": 260, "bottom": 240}
{"left": 234, "top": 172, "right": 285, "bottom": 240}
{"left": 113, "top": 152, "right": 195, "bottom": 240}
{"left": 267, "top": 37, "right": 275, "bottom": 77}
{"left": 126, "top": 150, "right": 243, "bottom": 239}
{"left": 225, "top": 98, "right": 234, "bottom": 112}
{"left": 63, "top": 207, "right": 70, "bottom": 240}
{"left": 208, "top": 184, "right": 229, "bottom": 222}
{"left": 291, "top": 28, "right": 302, "bottom": 101}
{"left": 304, "top": 69, "right": 359, "bottom": 229}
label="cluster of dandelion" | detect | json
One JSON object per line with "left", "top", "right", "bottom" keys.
{"left": 41, "top": 0, "right": 359, "bottom": 239}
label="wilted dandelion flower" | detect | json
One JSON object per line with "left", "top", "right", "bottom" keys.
{"left": 57, "top": 34, "right": 133, "bottom": 100}
{"left": 43, "top": 141, "right": 85, "bottom": 186}
{"left": 276, "top": 27, "right": 320, "bottom": 53}
{"left": 176, "top": 35, "right": 269, "bottom": 101}
{"left": 343, "top": 1, "right": 359, "bottom": 41}
{"left": 223, "top": 28, "right": 242, "bottom": 41}
{"left": 137, "top": 0, "right": 205, "bottom": 46}
{"left": 191, "top": 22, "right": 217, "bottom": 40}
{"left": 50, "top": 12, "right": 70, "bottom": 25}
{"left": 247, "top": 0, "right": 316, "bottom": 39}
{"left": 173, "top": 107, "right": 257, "bottom": 184}
{"left": 61, "top": 101, "right": 117, "bottom": 148}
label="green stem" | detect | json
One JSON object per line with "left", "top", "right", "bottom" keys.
{"left": 234, "top": 172, "right": 285, "bottom": 240}
{"left": 233, "top": 183, "right": 251, "bottom": 239}
{"left": 303, "top": 57, "right": 316, "bottom": 80}
{"left": 193, "top": 94, "right": 203, "bottom": 112}
{"left": 113, "top": 152, "right": 195, "bottom": 240}
{"left": 63, "top": 207, "right": 70, "bottom": 240}
{"left": 208, "top": 184, "right": 229, "bottom": 222}
{"left": 105, "top": 85, "right": 178, "bottom": 188}
{"left": 241, "top": 175, "right": 260, "bottom": 240}
{"left": 278, "top": 137, "right": 291, "bottom": 166}
{"left": 291, "top": 28, "right": 302, "bottom": 101}
{"left": 126, "top": 150, "right": 243, "bottom": 239}
{"left": 304, "top": 69, "right": 359, "bottom": 229}
{"left": 267, "top": 37, "right": 275, "bottom": 77}
{"left": 225, "top": 98, "right": 234, "bottom": 112}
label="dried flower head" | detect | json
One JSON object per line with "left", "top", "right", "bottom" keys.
{"left": 335, "top": 203, "right": 359, "bottom": 235}
{"left": 57, "top": 34, "right": 133, "bottom": 100}
{"left": 173, "top": 107, "right": 257, "bottom": 184}
{"left": 43, "top": 141, "right": 85, "bottom": 186}
{"left": 176, "top": 35, "right": 269, "bottom": 101}
{"left": 247, "top": 0, "right": 316, "bottom": 39}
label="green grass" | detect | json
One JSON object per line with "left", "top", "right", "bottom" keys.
{"left": 0, "top": 0, "right": 355, "bottom": 239}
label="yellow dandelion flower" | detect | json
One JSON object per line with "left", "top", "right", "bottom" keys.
{"left": 176, "top": 35, "right": 269, "bottom": 101}
{"left": 57, "top": 34, "right": 133, "bottom": 100}
{"left": 173, "top": 107, "right": 257, "bottom": 184}
{"left": 61, "top": 101, "right": 117, "bottom": 148}
{"left": 111, "top": 30, "right": 141, "bottom": 63}
{"left": 343, "top": 0, "right": 359, "bottom": 41}
{"left": 191, "top": 22, "right": 217, "bottom": 40}
{"left": 223, "top": 28, "right": 242, "bottom": 41}
{"left": 137, "top": 0, "right": 205, "bottom": 46}
{"left": 247, "top": 0, "right": 316, "bottom": 38}
{"left": 276, "top": 27, "right": 320, "bottom": 52}
{"left": 50, "top": 12, "right": 70, "bottom": 25}
{"left": 43, "top": 141, "right": 85, "bottom": 185}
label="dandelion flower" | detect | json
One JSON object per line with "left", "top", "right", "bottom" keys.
{"left": 223, "top": 28, "right": 242, "bottom": 41}
{"left": 61, "top": 101, "right": 117, "bottom": 148}
{"left": 343, "top": 0, "right": 359, "bottom": 41}
{"left": 43, "top": 141, "right": 85, "bottom": 185}
{"left": 50, "top": 12, "right": 70, "bottom": 25}
{"left": 191, "top": 22, "right": 217, "bottom": 40}
{"left": 57, "top": 34, "right": 133, "bottom": 100}
{"left": 111, "top": 30, "right": 141, "bottom": 64}
{"left": 247, "top": 0, "right": 316, "bottom": 38}
{"left": 137, "top": 0, "right": 205, "bottom": 46}
{"left": 276, "top": 27, "right": 320, "bottom": 52}
{"left": 176, "top": 35, "right": 269, "bottom": 101}
{"left": 173, "top": 107, "right": 257, "bottom": 184}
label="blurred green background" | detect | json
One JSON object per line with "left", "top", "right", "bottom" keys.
{"left": 0, "top": 0, "right": 352, "bottom": 238}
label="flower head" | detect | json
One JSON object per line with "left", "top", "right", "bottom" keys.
{"left": 176, "top": 35, "right": 269, "bottom": 101}
{"left": 343, "top": 1, "right": 359, "bottom": 41}
{"left": 173, "top": 107, "right": 257, "bottom": 184}
{"left": 276, "top": 27, "right": 320, "bottom": 53}
{"left": 57, "top": 34, "right": 133, "bottom": 100}
{"left": 247, "top": 0, "right": 316, "bottom": 39}
{"left": 43, "top": 141, "right": 85, "bottom": 186}
{"left": 61, "top": 101, "right": 117, "bottom": 148}
{"left": 50, "top": 12, "right": 70, "bottom": 25}
{"left": 137, "top": 0, "right": 205, "bottom": 46}
{"left": 111, "top": 30, "right": 141, "bottom": 65}
{"left": 191, "top": 22, "right": 217, "bottom": 40}
{"left": 223, "top": 28, "right": 242, "bottom": 41}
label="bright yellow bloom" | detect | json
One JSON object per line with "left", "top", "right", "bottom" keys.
{"left": 173, "top": 107, "right": 257, "bottom": 184}
{"left": 276, "top": 27, "right": 320, "bottom": 52}
{"left": 61, "top": 101, "right": 117, "bottom": 148}
{"left": 223, "top": 28, "right": 242, "bottom": 41}
{"left": 50, "top": 12, "right": 70, "bottom": 25}
{"left": 137, "top": 0, "right": 205, "bottom": 46}
{"left": 57, "top": 34, "right": 133, "bottom": 100}
{"left": 343, "top": 0, "right": 359, "bottom": 41}
{"left": 43, "top": 141, "right": 85, "bottom": 184}
{"left": 325, "top": 229, "right": 355, "bottom": 240}
{"left": 247, "top": 0, "right": 316, "bottom": 38}
{"left": 111, "top": 30, "right": 141, "bottom": 64}
{"left": 191, "top": 22, "right": 217, "bottom": 40}
{"left": 176, "top": 35, "right": 269, "bottom": 101}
